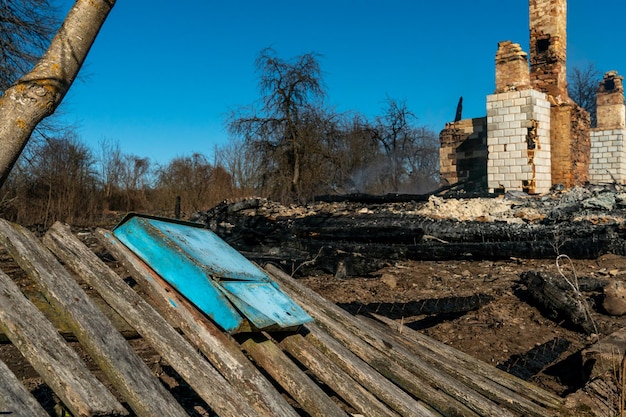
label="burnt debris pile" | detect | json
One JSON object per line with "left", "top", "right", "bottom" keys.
{"left": 191, "top": 185, "right": 626, "bottom": 277}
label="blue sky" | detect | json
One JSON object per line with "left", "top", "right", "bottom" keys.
{"left": 55, "top": 1, "right": 626, "bottom": 165}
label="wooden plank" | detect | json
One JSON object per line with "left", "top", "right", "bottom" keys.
{"left": 238, "top": 332, "right": 349, "bottom": 417}
{"left": 95, "top": 228, "right": 299, "bottom": 417}
{"left": 368, "top": 312, "right": 565, "bottom": 410}
{"left": 352, "top": 314, "right": 550, "bottom": 417}
{"left": 301, "top": 322, "right": 441, "bottom": 417}
{"left": 0, "top": 357, "right": 55, "bottom": 417}
{"left": 43, "top": 221, "right": 259, "bottom": 417}
{"left": 276, "top": 331, "right": 400, "bottom": 417}
{"left": 307, "top": 317, "right": 477, "bottom": 417}
{"left": 0, "top": 268, "right": 127, "bottom": 417}
{"left": 266, "top": 264, "right": 518, "bottom": 417}
{"left": 0, "top": 219, "right": 188, "bottom": 417}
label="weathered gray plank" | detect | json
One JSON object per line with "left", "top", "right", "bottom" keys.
{"left": 0, "top": 219, "right": 188, "bottom": 417}
{"left": 366, "top": 313, "right": 565, "bottom": 412}
{"left": 239, "top": 332, "right": 349, "bottom": 417}
{"left": 266, "top": 264, "right": 514, "bottom": 417}
{"left": 0, "top": 268, "right": 128, "bottom": 417}
{"left": 0, "top": 357, "right": 52, "bottom": 417}
{"left": 44, "top": 221, "right": 259, "bottom": 417}
{"left": 276, "top": 331, "right": 400, "bottom": 417}
{"left": 302, "top": 322, "right": 440, "bottom": 417}
{"left": 351, "top": 314, "right": 548, "bottom": 417}
{"left": 307, "top": 319, "right": 475, "bottom": 417}
{"left": 95, "top": 228, "right": 299, "bottom": 417}
{"left": 275, "top": 260, "right": 561, "bottom": 417}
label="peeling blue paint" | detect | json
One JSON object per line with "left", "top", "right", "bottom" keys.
{"left": 112, "top": 214, "right": 312, "bottom": 333}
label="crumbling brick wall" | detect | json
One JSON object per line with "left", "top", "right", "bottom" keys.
{"left": 439, "top": 118, "right": 487, "bottom": 188}
{"left": 438, "top": 0, "right": 596, "bottom": 192}
{"left": 487, "top": 90, "right": 551, "bottom": 193}
{"left": 495, "top": 41, "right": 531, "bottom": 93}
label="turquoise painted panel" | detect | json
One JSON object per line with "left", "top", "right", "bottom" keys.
{"left": 112, "top": 214, "right": 312, "bottom": 332}
{"left": 113, "top": 216, "right": 244, "bottom": 332}
{"left": 220, "top": 281, "right": 312, "bottom": 329}
{"left": 146, "top": 217, "right": 270, "bottom": 282}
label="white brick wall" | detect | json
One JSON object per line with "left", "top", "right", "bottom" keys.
{"left": 590, "top": 128, "right": 626, "bottom": 183}
{"left": 486, "top": 89, "right": 551, "bottom": 193}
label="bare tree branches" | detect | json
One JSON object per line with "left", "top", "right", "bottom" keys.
{"left": 227, "top": 50, "right": 440, "bottom": 202}
{"left": 568, "top": 62, "right": 602, "bottom": 127}
{"left": 228, "top": 48, "right": 327, "bottom": 203}
{"left": 0, "top": 0, "right": 59, "bottom": 91}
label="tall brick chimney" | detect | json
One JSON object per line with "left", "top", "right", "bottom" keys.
{"left": 529, "top": 0, "right": 568, "bottom": 101}
{"left": 528, "top": 0, "right": 590, "bottom": 187}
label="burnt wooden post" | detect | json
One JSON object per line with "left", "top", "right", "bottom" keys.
{"left": 175, "top": 195, "right": 181, "bottom": 219}
{"left": 520, "top": 270, "right": 597, "bottom": 334}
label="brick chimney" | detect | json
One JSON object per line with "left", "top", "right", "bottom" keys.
{"left": 529, "top": 0, "right": 568, "bottom": 101}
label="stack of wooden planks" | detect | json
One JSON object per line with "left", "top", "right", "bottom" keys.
{"left": 0, "top": 218, "right": 566, "bottom": 416}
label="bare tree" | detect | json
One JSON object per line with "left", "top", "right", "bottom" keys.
{"left": 365, "top": 98, "right": 438, "bottom": 193}
{"left": 155, "top": 153, "right": 233, "bottom": 214}
{"left": 97, "top": 137, "right": 123, "bottom": 201}
{"left": 215, "top": 138, "right": 263, "bottom": 195}
{"left": 568, "top": 62, "right": 601, "bottom": 127}
{"left": 0, "top": 0, "right": 115, "bottom": 188}
{"left": 228, "top": 48, "right": 325, "bottom": 202}
{"left": 116, "top": 154, "right": 152, "bottom": 211}
{"left": 5, "top": 132, "right": 100, "bottom": 226}
{"left": 0, "top": 0, "right": 60, "bottom": 91}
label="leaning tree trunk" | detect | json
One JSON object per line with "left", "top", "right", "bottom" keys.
{"left": 0, "top": 0, "right": 116, "bottom": 188}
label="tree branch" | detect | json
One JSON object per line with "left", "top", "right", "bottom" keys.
{"left": 0, "top": 0, "right": 115, "bottom": 188}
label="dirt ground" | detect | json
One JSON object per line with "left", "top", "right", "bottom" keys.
{"left": 299, "top": 253, "right": 626, "bottom": 400}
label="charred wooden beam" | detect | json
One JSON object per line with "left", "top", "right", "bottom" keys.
{"left": 314, "top": 192, "right": 431, "bottom": 204}
{"left": 193, "top": 198, "right": 626, "bottom": 276}
{"left": 497, "top": 337, "right": 571, "bottom": 381}
{"left": 520, "top": 271, "right": 598, "bottom": 334}
{"left": 338, "top": 294, "right": 494, "bottom": 319}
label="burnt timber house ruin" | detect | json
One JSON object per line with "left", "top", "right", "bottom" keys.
{"left": 439, "top": 0, "right": 626, "bottom": 194}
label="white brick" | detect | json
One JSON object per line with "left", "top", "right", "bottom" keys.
{"left": 498, "top": 107, "right": 510, "bottom": 116}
